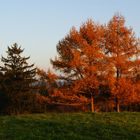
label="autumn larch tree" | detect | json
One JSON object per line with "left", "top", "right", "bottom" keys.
{"left": 37, "top": 68, "right": 89, "bottom": 113}
{"left": 104, "top": 14, "right": 140, "bottom": 112}
{"left": 0, "top": 43, "right": 36, "bottom": 114}
{"left": 51, "top": 20, "right": 105, "bottom": 112}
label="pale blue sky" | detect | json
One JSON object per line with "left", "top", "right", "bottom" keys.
{"left": 0, "top": 0, "right": 140, "bottom": 69}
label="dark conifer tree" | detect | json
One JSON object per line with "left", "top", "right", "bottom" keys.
{"left": 0, "top": 43, "right": 36, "bottom": 113}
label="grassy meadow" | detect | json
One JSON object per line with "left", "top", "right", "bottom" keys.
{"left": 0, "top": 112, "right": 139, "bottom": 140}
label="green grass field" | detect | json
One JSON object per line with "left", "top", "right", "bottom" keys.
{"left": 0, "top": 112, "right": 139, "bottom": 140}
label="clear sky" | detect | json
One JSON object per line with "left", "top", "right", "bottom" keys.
{"left": 0, "top": 0, "right": 140, "bottom": 70}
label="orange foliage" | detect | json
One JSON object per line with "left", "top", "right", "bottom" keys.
{"left": 104, "top": 14, "right": 140, "bottom": 112}
{"left": 51, "top": 15, "right": 140, "bottom": 112}
{"left": 39, "top": 14, "right": 140, "bottom": 112}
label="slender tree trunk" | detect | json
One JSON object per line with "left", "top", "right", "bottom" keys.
{"left": 116, "top": 97, "right": 120, "bottom": 112}
{"left": 116, "top": 67, "right": 120, "bottom": 112}
{"left": 91, "top": 93, "right": 95, "bottom": 112}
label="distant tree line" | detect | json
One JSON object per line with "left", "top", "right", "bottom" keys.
{"left": 0, "top": 14, "right": 140, "bottom": 114}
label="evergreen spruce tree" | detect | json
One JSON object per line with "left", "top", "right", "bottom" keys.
{"left": 0, "top": 43, "right": 36, "bottom": 114}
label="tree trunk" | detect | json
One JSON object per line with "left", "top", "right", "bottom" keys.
{"left": 116, "top": 97, "right": 120, "bottom": 112}
{"left": 91, "top": 94, "right": 95, "bottom": 113}
{"left": 116, "top": 67, "right": 120, "bottom": 113}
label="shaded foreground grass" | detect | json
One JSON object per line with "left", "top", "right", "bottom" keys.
{"left": 0, "top": 112, "right": 139, "bottom": 140}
